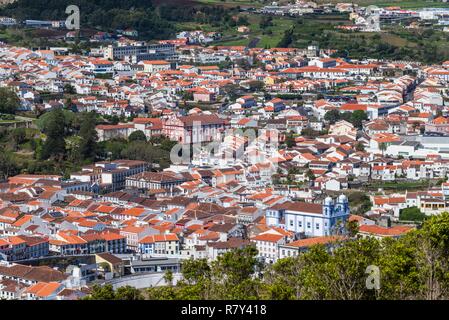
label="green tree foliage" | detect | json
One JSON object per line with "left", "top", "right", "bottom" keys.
{"left": 63, "top": 84, "right": 76, "bottom": 94}
{"left": 120, "top": 141, "right": 170, "bottom": 167}
{"left": 345, "top": 220, "right": 359, "bottom": 237}
{"left": 247, "top": 80, "right": 265, "bottom": 92}
{"left": 377, "top": 236, "right": 422, "bottom": 299}
{"left": 324, "top": 109, "right": 341, "bottom": 125}
{"left": 0, "top": 87, "right": 20, "bottom": 114}
{"left": 0, "top": 146, "right": 19, "bottom": 181}
{"left": 40, "top": 108, "right": 67, "bottom": 160}
{"left": 285, "top": 131, "right": 296, "bottom": 148}
{"left": 379, "top": 142, "right": 387, "bottom": 155}
{"left": 400, "top": 207, "right": 426, "bottom": 222}
{"left": 9, "top": 127, "right": 26, "bottom": 151}
{"left": 237, "top": 16, "right": 249, "bottom": 26}
{"left": 348, "top": 192, "right": 372, "bottom": 215}
{"left": 36, "top": 109, "right": 75, "bottom": 133}
{"left": 128, "top": 130, "right": 147, "bottom": 142}
{"left": 142, "top": 213, "right": 449, "bottom": 300}
{"left": 351, "top": 110, "right": 368, "bottom": 129}
{"left": 259, "top": 16, "right": 273, "bottom": 29}
{"left": 324, "top": 110, "right": 368, "bottom": 129}
{"left": 84, "top": 284, "right": 143, "bottom": 300}
{"left": 78, "top": 112, "right": 98, "bottom": 162}
{"left": 306, "top": 169, "right": 316, "bottom": 181}
{"left": 355, "top": 142, "right": 365, "bottom": 152}
{"left": 147, "top": 245, "right": 262, "bottom": 300}
{"left": 222, "top": 83, "right": 240, "bottom": 101}
{"left": 277, "top": 27, "right": 294, "bottom": 48}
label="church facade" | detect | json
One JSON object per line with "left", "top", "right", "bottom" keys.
{"left": 266, "top": 195, "right": 350, "bottom": 237}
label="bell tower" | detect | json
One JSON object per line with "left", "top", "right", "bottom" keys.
{"left": 323, "top": 196, "right": 334, "bottom": 217}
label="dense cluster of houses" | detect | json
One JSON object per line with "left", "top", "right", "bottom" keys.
{"left": 1, "top": 11, "right": 449, "bottom": 299}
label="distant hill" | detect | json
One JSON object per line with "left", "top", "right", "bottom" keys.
{"left": 0, "top": 0, "right": 235, "bottom": 41}
{"left": 0, "top": 0, "right": 176, "bottom": 39}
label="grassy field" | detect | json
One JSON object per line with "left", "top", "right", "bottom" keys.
{"left": 213, "top": 14, "right": 294, "bottom": 47}
{"left": 315, "top": 0, "right": 449, "bottom": 9}
{"left": 196, "top": 0, "right": 265, "bottom": 8}
{"left": 366, "top": 180, "right": 437, "bottom": 191}
{"left": 198, "top": 0, "right": 449, "bottom": 9}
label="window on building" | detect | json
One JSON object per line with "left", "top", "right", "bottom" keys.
{"left": 307, "top": 222, "right": 311, "bottom": 228}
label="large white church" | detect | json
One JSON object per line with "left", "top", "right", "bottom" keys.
{"left": 265, "top": 195, "right": 350, "bottom": 237}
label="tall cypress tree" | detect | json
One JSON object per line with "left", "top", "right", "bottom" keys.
{"left": 40, "top": 108, "right": 66, "bottom": 160}
{"left": 78, "top": 112, "right": 98, "bottom": 162}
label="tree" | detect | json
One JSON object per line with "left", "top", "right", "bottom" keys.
{"left": 141, "top": 213, "right": 449, "bottom": 300}
{"left": 348, "top": 192, "right": 372, "bottom": 215}
{"left": 211, "top": 245, "right": 262, "bottom": 299}
{"left": 263, "top": 256, "right": 303, "bottom": 300}
{"left": 277, "top": 27, "right": 293, "bottom": 48}
{"left": 324, "top": 109, "right": 341, "bottom": 124}
{"left": 115, "top": 286, "right": 144, "bottom": 300}
{"left": 0, "top": 147, "right": 18, "bottom": 181}
{"left": 84, "top": 284, "right": 116, "bottom": 300}
{"left": 306, "top": 169, "right": 316, "bottom": 181}
{"left": 40, "top": 108, "right": 67, "bottom": 160}
{"left": 289, "top": 244, "right": 331, "bottom": 300}
{"left": 317, "top": 238, "right": 381, "bottom": 300}
{"left": 248, "top": 80, "right": 264, "bottom": 92}
{"left": 285, "top": 131, "right": 296, "bottom": 148}
{"left": 84, "top": 284, "right": 143, "bottom": 300}
{"left": 350, "top": 110, "right": 368, "bottom": 129}
{"left": 164, "top": 269, "right": 174, "bottom": 286}
{"left": 128, "top": 130, "right": 146, "bottom": 142}
{"left": 379, "top": 142, "right": 387, "bottom": 156}
{"left": 411, "top": 212, "right": 449, "bottom": 299}
{"left": 181, "top": 258, "right": 211, "bottom": 285}
{"left": 181, "top": 91, "right": 193, "bottom": 101}
{"left": 399, "top": 207, "right": 426, "bottom": 222}
{"left": 36, "top": 109, "right": 75, "bottom": 133}
{"left": 345, "top": 220, "right": 359, "bottom": 237}
{"left": 355, "top": 142, "right": 365, "bottom": 152}
{"left": 0, "top": 87, "right": 20, "bottom": 114}
{"left": 259, "top": 16, "right": 273, "bottom": 29}
{"left": 377, "top": 236, "right": 422, "bottom": 299}
{"left": 78, "top": 112, "right": 98, "bottom": 162}
{"left": 222, "top": 83, "right": 240, "bottom": 101}
{"left": 237, "top": 16, "right": 249, "bottom": 26}
{"left": 63, "top": 84, "right": 76, "bottom": 94}
{"left": 9, "top": 127, "right": 26, "bottom": 151}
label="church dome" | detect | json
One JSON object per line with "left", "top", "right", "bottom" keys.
{"left": 338, "top": 194, "right": 348, "bottom": 203}
{"left": 325, "top": 196, "right": 334, "bottom": 206}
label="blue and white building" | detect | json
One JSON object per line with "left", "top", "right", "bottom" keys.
{"left": 265, "top": 195, "right": 350, "bottom": 237}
